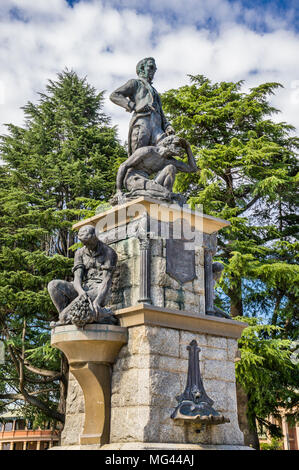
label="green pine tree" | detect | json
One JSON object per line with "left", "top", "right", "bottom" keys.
{"left": 162, "top": 75, "right": 299, "bottom": 448}
{"left": 0, "top": 70, "right": 126, "bottom": 426}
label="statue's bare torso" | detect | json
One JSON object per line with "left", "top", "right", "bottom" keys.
{"left": 125, "top": 146, "right": 173, "bottom": 175}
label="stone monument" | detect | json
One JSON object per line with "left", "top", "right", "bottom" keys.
{"left": 50, "top": 57, "right": 251, "bottom": 450}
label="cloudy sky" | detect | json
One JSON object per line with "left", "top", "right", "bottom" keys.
{"left": 1, "top": 0, "right": 299, "bottom": 143}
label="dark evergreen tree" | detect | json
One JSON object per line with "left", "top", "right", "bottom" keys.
{"left": 162, "top": 75, "right": 299, "bottom": 448}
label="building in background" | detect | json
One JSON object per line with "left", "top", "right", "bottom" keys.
{"left": 0, "top": 410, "right": 60, "bottom": 450}
{"left": 258, "top": 412, "right": 298, "bottom": 450}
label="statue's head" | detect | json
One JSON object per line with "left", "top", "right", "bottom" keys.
{"left": 158, "top": 134, "right": 185, "bottom": 158}
{"left": 136, "top": 57, "right": 157, "bottom": 82}
{"left": 212, "top": 262, "right": 224, "bottom": 282}
{"left": 78, "top": 225, "right": 97, "bottom": 244}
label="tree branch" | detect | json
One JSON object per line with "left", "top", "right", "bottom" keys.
{"left": 23, "top": 362, "right": 62, "bottom": 379}
{"left": 0, "top": 389, "right": 59, "bottom": 401}
{"left": 13, "top": 349, "right": 61, "bottom": 378}
{"left": 11, "top": 319, "right": 65, "bottom": 423}
{"left": 240, "top": 194, "right": 261, "bottom": 214}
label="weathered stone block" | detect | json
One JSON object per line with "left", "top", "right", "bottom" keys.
{"left": 195, "top": 246, "right": 205, "bottom": 266}
{"left": 184, "top": 304, "right": 199, "bottom": 315}
{"left": 61, "top": 413, "right": 84, "bottom": 446}
{"left": 165, "top": 300, "right": 181, "bottom": 310}
{"left": 159, "top": 423, "right": 186, "bottom": 443}
{"left": 143, "top": 407, "right": 162, "bottom": 442}
{"left": 226, "top": 381, "right": 239, "bottom": 413}
{"left": 146, "top": 326, "right": 180, "bottom": 357}
{"left": 112, "top": 368, "right": 152, "bottom": 407}
{"left": 185, "top": 422, "right": 213, "bottom": 445}
{"left": 156, "top": 356, "right": 188, "bottom": 374}
{"left": 67, "top": 378, "right": 85, "bottom": 415}
{"left": 60, "top": 372, "right": 85, "bottom": 446}
{"left": 183, "top": 290, "right": 200, "bottom": 306}
{"left": 179, "top": 332, "right": 207, "bottom": 359}
{"left": 127, "top": 325, "right": 148, "bottom": 355}
{"left": 185, "top": 278, "right": 204, "bottom": 296}
{"left": 210, "top": 411, "right": 244, "bottom": 445}
{"left": 151, "top": 257, "right": 166, "bottom": 285}
{"left": 151, "top": 239, "right": 163, "bottom": 257}
{"left": 110, "top": 407, "right": 150, "bottom": 442}
{"left": 204, "top": 360, "right": 235, "bottom": 382}
{"left": 200, "top": 346, "right": 227, "bottom": 361}
{"left": 206, "top": 335, "right": 227, "bottom": 349}
{"left": 112, "top": 239, "right": 130, "bottom": 261}
{"left": 151, "top": 285, "right": 164, "bottom": 306}
{"left": 195, "top": 264, "right": 204, "bottom": 285}
{"left": 164, "top": 287, "right": 183, "bottom": 303}
{"left": 227, "top": 339, "right": 239, "bottom": 361}
{"left": 150, "top": 370, "right": 181, "bottom": 407}
{"left": 199, "top": 294, "right": 205, "bottom": 314}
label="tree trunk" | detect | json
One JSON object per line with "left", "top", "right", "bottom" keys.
{"left": 236, "top": 383, "right": 260, "bottom": 450}
{"left": 57, "top": 353, "right": 69, "bottom": 418}
{"left": 229, "top": 276, "right": 260, "bottom": 449}
{"left": 229, "top": 276, "right": 243, "bottom": 318}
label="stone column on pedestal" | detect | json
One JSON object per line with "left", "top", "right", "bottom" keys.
{"left": 138, "top": 236, "right": 151, "bottom": 304}
{"left": 204, "top": 249, "right": 214, "bottom": 315}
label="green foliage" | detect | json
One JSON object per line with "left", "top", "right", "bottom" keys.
{"left": 236, "top": 317, "right": 299, "bottom": 433}
{"left": 0, "top": 69, "right": 126, "bottom": 423}
{"left": 260, "top": 437, "right": 283, "bottom": 451}
{"left": 162, "top": 74, "right": 298, "bottom": 327}
{"left": 162, "top": 75, "right": 299, "bottom": 439}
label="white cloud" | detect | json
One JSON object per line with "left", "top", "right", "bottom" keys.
{"left": 0, "top": 0, "right": 299, "bottom": 144}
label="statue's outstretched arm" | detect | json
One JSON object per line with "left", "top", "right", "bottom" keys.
{"left": 72, "top": 251, "right": 86, "bottom": 297}
{"left": 93, "top": 250, "right": 118, "bottom": 309}
{"left": 172, "top": 140, "right": 198, "bottom": 174}
{"left": 73, "top": 267, "right": 85, "bottom": 297}
{"left": 116, "top": 161, "right": 129, "bottom": 192}
{"left": 185, "top": 140, "right": 198, "bottom": 172}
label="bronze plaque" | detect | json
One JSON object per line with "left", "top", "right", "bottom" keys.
{"left": 166, "top": 239, "right": 196, "bottom": 284}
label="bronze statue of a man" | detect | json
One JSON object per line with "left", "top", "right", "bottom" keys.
{"left": 110, "top": 57, "right": 175, "bottom": 155}
{"left": 48, "top": 225, "right": 118, "bottom": 327}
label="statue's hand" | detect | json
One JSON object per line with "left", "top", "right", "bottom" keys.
{"left": 93, "top": 295, "right": 104, "bottom": 314}
{"left": 127, "top": 100, "right": 136, "bottom": 113}
{"left": 77, "top": 288, "right": 87, "bottom": 298}
{"left": 165, "top": 125, "right": 175, "bottom": 135}
{"left": 139, "top": 104, "right": 152, "bottom": 113}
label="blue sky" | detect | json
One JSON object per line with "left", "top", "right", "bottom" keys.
{"left": 1, "top": 0, "right": 299, "bottom": 142}
{"left": 66, "top": 0, "right": 299, "bottom": 32}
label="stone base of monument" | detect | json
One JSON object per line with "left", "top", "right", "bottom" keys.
{"left": 109, "top": 305, "right": 250, "bottom": 449}
{"left": 51, "top": 305, "right": 251, "bottom": 450}
{"left": 51, "top": 199, "right": 252, "bottom": 451}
